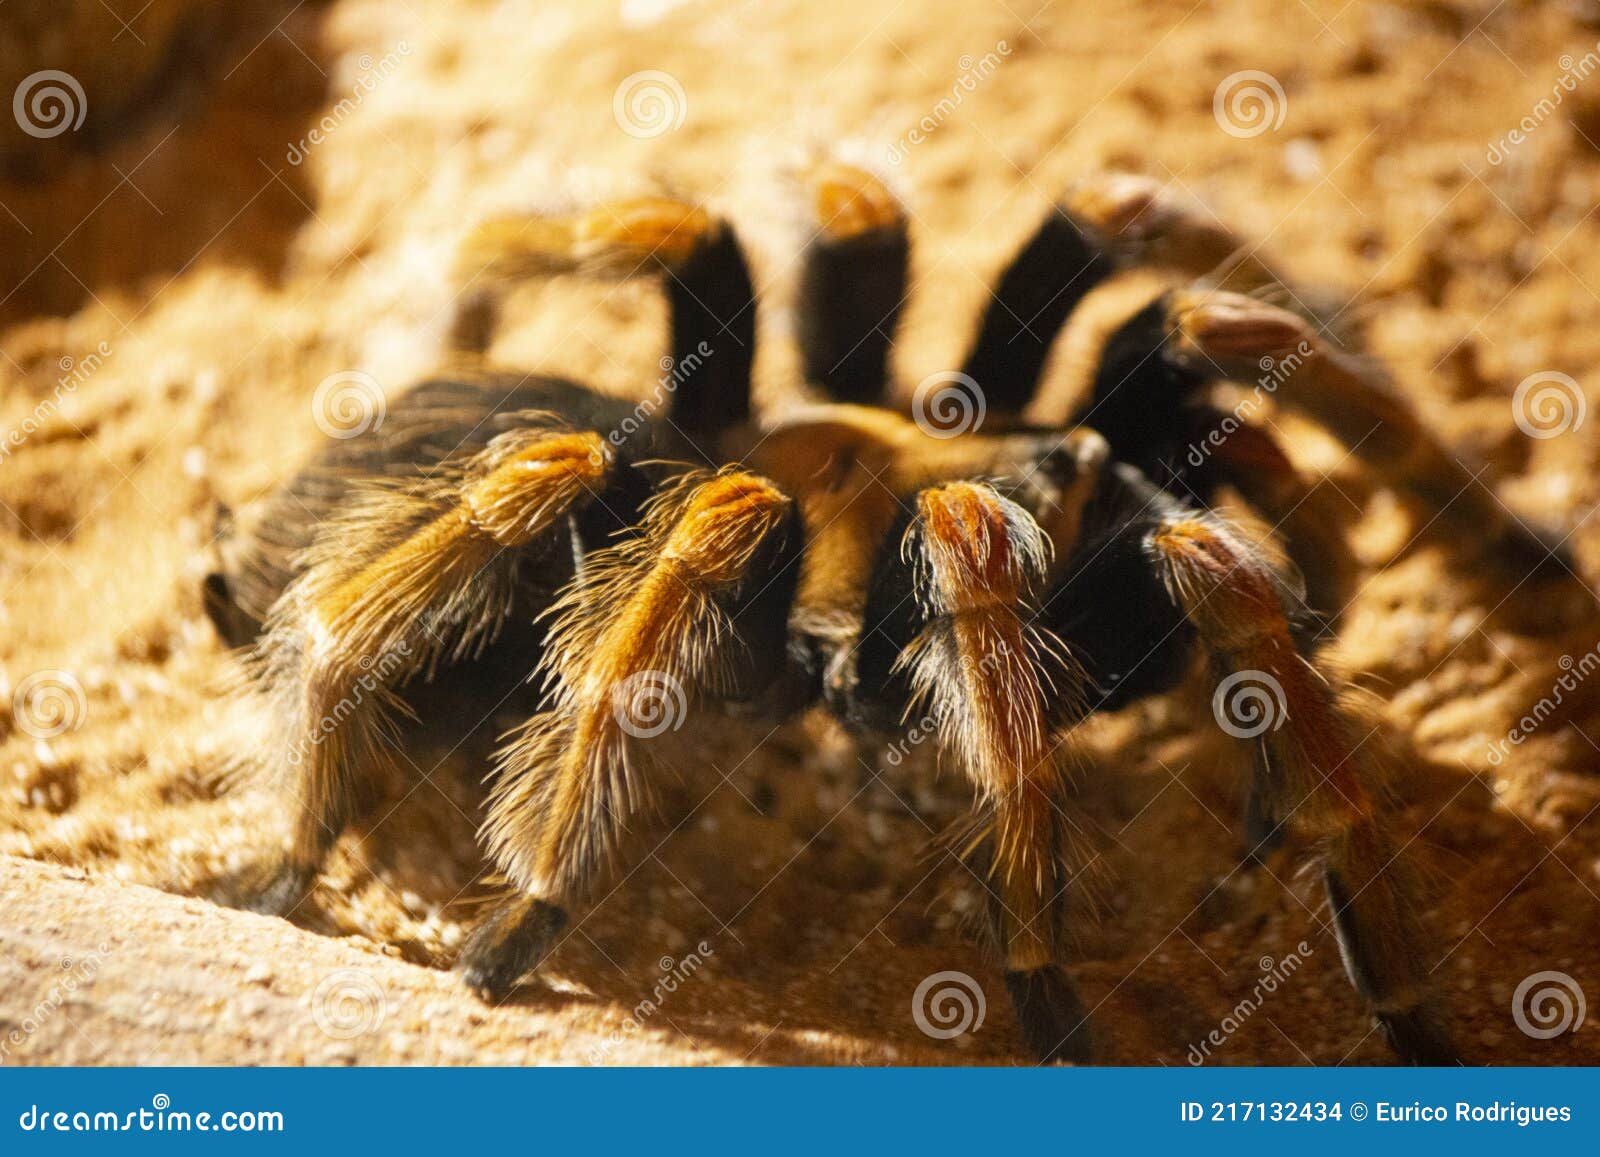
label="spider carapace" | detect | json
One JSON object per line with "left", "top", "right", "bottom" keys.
{"left": 206, "top": 165, "right": 1569, "bottom": 1065}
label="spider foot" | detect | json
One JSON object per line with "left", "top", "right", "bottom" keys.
{"left": 210, "top": 858, "right": 317, "bottom": 917}
{"left": 1005, "top": 966, "right": 1093, "bottom": 1065}
{"left": 1377, "top": 1005, "right": 1461, "bottom": 1067}
{"left": 457, "top": 894, "right": 569, "bottom": 1003}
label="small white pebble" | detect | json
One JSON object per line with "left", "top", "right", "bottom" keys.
{"left": 1283, "top": 138, "right": 1323, "bottom": 182}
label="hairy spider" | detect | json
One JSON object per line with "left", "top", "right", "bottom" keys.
{"left": 205, "top": 164, "right": 1563, "bottom": 1065}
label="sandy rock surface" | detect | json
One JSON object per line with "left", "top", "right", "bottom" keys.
{"left": 1, "top": 0, "right": 1599, "bottom": 1066}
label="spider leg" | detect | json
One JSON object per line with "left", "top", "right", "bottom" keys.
{"left": 243, "top": 425, "right": 618, "bottom": 914}
{"left": 1167, "top": 416, "right": 1356, "bottom": 852}
{"left": 1150, "top": 515, "right": 1460, "bottom": 1065}
{"left": 456, "top": 196, "right": 756, "bottom": 441}
{"left": 795, "top": 161, "right": 908, "bottom": 404}
{"left": 898, "top": 481, "right": 1093, "bottom": 1063}
{"left": 1064, "top": 172, "right": 1285, "bottom": 294}
{"left": 1065, "top": 286, "right": 1574, "bottom": 592}
{"left": 1171, "top": 290, "right": 1577, "bottom": 582}
{"left": 460, "top": 470, "right": 797, "bottom": 1000}
{"left": 960, "top": 200, "right": 1118, "bottom": 415}
{"left": 958, "top": 173, "right": 1300, "bottom": 420}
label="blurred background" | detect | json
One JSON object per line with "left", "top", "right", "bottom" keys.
{"left": 0, "top": 0, "right": 1597, "bottom": 1066}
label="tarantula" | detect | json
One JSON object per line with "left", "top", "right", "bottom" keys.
{"left": 205, "top": 164, "right": 1566, "bottom": 1065}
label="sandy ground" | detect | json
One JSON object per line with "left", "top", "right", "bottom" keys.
{"left": 2, "top": 0, "right": 1600, "bottom": 1066}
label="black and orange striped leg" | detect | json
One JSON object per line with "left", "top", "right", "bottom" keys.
{"left": 239, "top": 428, "right": 617, "bottom": 916}
{"left": 1152, "top": 516, "right": 1460, "bottom": 1065}
{"left": 961, "top": 201, "right": 1116, "bottom": 415}
{"left": 455, "top": 196, "right": 757, "bottom": 441}
{"left": 459, "top": 471, "right": 797, "bottom": 1001}
{"left": 795, "top": 162, "right": 908, "bottom": 404}
{"left": 1168, "top": 291, "right": 1577, "bottom": 584}
{"left": 1063, "top": 172, "right": 1285, "bottom": 292}
{"left": 899, "top": 482, "right": 1093, "bottom": 1062}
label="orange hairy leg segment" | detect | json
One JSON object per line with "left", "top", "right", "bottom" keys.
{"left": 1149, "top": 515, "right": 1453, "bottom": 1059}
{"left": 459, "top": 197, "right": 718, "bottom": 283}
{"left": 907, "top": 483, "right": 1076, "bottom": 974}
{"left": 485, "top": 471, "right": 793, "bottom": 902}
{"left": 1150, "top": 516, "right": 1373, "bottom": 830}
{"left": 311, "top": 431, "right": 611, "bottom": 639}
{"left": 805, "top": 161, "right": 905, "bottom": 241}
